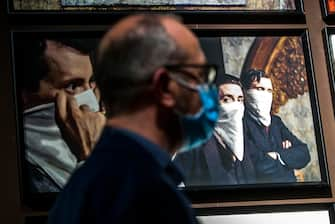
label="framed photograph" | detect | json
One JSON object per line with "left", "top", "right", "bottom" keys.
{"left": 11, "top": 28, "right": 105, "bottom": 210}
{"left": 7, "top": 0, "right": 305, "bottom": 24}
{"left": 178, "top": 29, "right": 329, "bottom": 203}
{"left": 11, "top": 28, "right": 329, "bottom": 210}
{"left": 196, "top": 204, "right": 335, "bottom": 224}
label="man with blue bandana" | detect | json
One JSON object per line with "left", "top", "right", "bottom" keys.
{"left": 48, "top": 14, "right": 219, "bottom": 224}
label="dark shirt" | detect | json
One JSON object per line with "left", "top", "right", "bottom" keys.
{"left": 174, "top": 135, "right": 256, "bottom": 186}
{"left": 244, "top": 113, "right": 310, "bottom": 183}
{"left": 26, "top": 162, "right": 61, "bottom": 193}
{"left": 48, "top": 127, "right": 197, "bottom": 224}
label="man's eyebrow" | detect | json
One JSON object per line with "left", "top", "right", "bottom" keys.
{"left": 221, "top": 94, "right": 234, "bottom": 98}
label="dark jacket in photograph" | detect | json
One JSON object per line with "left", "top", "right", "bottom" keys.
{"left": 244, "top": 113, "right": 311, "bottom": 183}
{"left": 173, "top": 134, "right": 257, "bottom": 186}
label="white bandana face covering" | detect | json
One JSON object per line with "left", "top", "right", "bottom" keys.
{"left": 24, "top": 103, "right": 77, "bottom": 189}
{"left": 245, "top": 78, "right": 273, "bottom": 127}
{"left": 23, "top": 89, "right": 99, "bottom": 189}
{"left": 74, "top": 89, "right": 100, "bottom": 112}
{"left": 215, "top": 101, "right": 245, "bottom": 161}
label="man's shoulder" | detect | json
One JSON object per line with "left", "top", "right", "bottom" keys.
{"left": 50, "top": 129, "right": 167, "bottom": 216}
{"left": 270, "top": 114, "right": 284, "bottom": 126}
{"left": 90, "top": 127, "right": 153, "bottom": 163}
{"left": 26, "top": 161, "right": 61, "bottom": 193}
{"left": 74, "top": 128, "right": 166, "bottom": 186}
{"left": 271, "top": 114, "right": 282, "bottom": 121}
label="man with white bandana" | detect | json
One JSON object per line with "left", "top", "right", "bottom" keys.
{"left": 174, "top": 74, "right": 256, "bottom": 186}
{"left": 241, "top": 69, "right": 310, "bottom": 183}
{"left": 17, "top": 38, "right": 105, "bottom": 192}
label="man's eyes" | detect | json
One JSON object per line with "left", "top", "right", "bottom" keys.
{"left": 64, "top": 83, "right": 76, "bottom": 93}
{"left": 222, "top": 97, "right": 233, "bottom": 103}
{"left": 64, "top": 81, "right": 84, "bottom": 94}
{"left": 255, "top": 87, "right": 273, "bottom": 93}
{"left": 220, "top": 96, "right": 244, "bottom": 103}
{"left": 237, "top": 97, "right": 244, "bottom": 102}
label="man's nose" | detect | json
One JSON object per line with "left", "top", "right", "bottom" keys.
{"left": 83, "top": 82, "right": 92, "bottom": 91}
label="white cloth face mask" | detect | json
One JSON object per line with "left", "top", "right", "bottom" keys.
{"left": 24, "top": 102, "right": 77, "bottom": 189}
{"left": 245, "top": 89, "right": 273, "bottom": 127}
{"left": 74, "top": 89, "right": 100, "bottom": 112}
{"left": 23, "top": 89, "right": 100, "bottom": 189}
{"left": 215, "top": 101, "right": 244, "bottom": 161}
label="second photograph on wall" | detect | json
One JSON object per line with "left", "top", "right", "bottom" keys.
{"left": 175, "top": 29, "right": 328, "bottom": 200}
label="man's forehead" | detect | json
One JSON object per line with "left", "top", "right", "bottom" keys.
{"left": 258, "top": 77, "right": 273, "bottom": 88}
{"left": 220, "top": 83, "right": 243, "bottom": 95}
{"left": 252, "top": 77, "right": 272, "bottom": 88}
{"left": 45, "top": 40, "right": 92, "bottom": 78}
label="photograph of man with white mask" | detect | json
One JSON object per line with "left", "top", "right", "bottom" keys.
{"left": 241, "top": 69, "right": 310, "bottom": 183}
{"left": 15, "top": 37, "right": 106, "bottom": 193}
{"left": 174, "top": 74, "right": 256, "bottom": 186}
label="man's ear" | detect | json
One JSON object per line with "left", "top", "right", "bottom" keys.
{"left": 152, "top": 68, "right": 177, "bottom": 108}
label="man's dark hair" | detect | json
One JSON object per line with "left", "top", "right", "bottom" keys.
{"left": 15, "top": 38, "right": 96, "bottom": 93}
{"left": 240, "top": 69, "right": 267, "bottom": 90}
{"left": 96, "top": 15, "right": 188, "bottom": 117}
{"left": 216, "top": 73, "right": 241, "bottom": 87}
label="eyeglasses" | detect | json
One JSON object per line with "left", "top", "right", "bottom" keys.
{"left": 164, "top": 64, "right": 217, "bottom": 89}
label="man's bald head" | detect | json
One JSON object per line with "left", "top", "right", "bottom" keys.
{"left": 96, "top": 14, "right": 203, "bottom": 117}
{"left": 99, "top": 14, "right": 187, "bottom": 60}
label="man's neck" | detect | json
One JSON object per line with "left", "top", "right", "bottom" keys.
{"left": 106, "top": 107, "right": 176, "bottom": 155}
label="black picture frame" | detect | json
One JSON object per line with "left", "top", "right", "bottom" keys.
{"left": 21, "top": 203, "right": 335, "bottom": 223}
{"left": 25, "top": 216, "right": 48, "bottom": 224}
{"left": 6, "top": 0, "right": 305, "bottom": 24}
{"left": 323, "top": 27, "right": 335, "bottom": 116}
{"left": 10, "top": 27, "right": 329, "bottom": 210}
{"left": 196, "top": 203, "right": 335, "bottom": 224}
{"left": 10, "top": 27, "right": 106, "bottom": 211}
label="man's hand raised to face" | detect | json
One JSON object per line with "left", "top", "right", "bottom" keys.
{"left": 55, "top": 90, "right": 106, "bottom": 161}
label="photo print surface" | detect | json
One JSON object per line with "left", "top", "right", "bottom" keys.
{"left": 12, "top": 31, "right": 325, "bottom": 204}
{"left": 13, "top": 33, "right": 102, "bottom": 194}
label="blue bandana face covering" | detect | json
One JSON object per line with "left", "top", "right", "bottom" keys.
{"left": 178, "top": 85, "right": 219, "bottom": 152}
